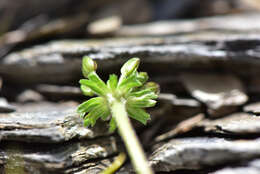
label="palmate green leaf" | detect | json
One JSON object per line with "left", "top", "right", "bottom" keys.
{"left": 142, "top": 93, "right": 158, "bottom": 100}
{"left": 107, "top": 74, "right": 118, "bottom": 91}
{"left": 80, "top": 79, "right": 106, "bottom": 96}
{"left": 127, "top": 106, "right": 151, "bottom": 125}
{"left": 118, "top": 73, "right": 142, "bottom": 93}
{"left": 109, "top": 117, "right": 117, "bottom": 132}
{"left": 77, "top": 97, "right": 105, "bottom": 117}
{"left": 79, "top": 112, "right": 86, "bottom": 118}
{"left": 127, "top": 88, "right": 158, "bottom": 98}
{"left": 87, "top": 72, "right": 108, "bottom": 92}
{"left": 77, "top": 96, "right": 110, "bottom": 127}
{"left": 80, "top": 85, "right": 94, "bottom": 96}
{"left": 141, "top": 82, "right": 160, "bottom": 95}
{"left": 83, "top": 117, "right": 91, "bottom": 127}
{"left": 83, "top": 103, "right": 110, "bottom": 127}
{"left": 127, "top": 98, "right": 157, "bottom": 108}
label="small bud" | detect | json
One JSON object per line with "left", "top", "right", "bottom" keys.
{"left": 120, "top": 58, "right": 140, "bottom": 77}
{"left": 82, "top": 56, "right": 97, "bottom": 78}
{"left": 137, "top": 72, "right": 148, "bottom": 84}
{"left": 143, "top": 82, "right": 160, "bottom": 95}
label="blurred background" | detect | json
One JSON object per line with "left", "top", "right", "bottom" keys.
{"left": 1, "top": 0, "right": 260, "bottom": 52}
{"left": 2, "top": 1, "right": 260, "bottom": 174}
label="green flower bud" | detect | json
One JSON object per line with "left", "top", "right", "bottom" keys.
{"left": 143, "top": 82, "right": 160, "bottom": 95}
{"left": 137, "top": 72, "right": 148, "bottom": 84}
{"left": 120, "top": 58, "right": 140, "bottom": 77}
{"left": 82, "top": 56, "right": 97, "bottom": 78}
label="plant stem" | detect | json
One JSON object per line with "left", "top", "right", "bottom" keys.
{"left": 100, "top": 152, "right": 126, "bottom": 174}
{"left": 110, "top": 99, "right": 154, "bottom": 174}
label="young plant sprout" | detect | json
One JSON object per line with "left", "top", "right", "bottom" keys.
{"left": 77, "top": 56, "right": 159, "bottom": 174}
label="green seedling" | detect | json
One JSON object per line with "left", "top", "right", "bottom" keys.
{"left": 77, "top": 56, "right": 159, "bottom": 174}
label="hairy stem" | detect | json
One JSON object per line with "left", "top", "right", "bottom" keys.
{"left": 110, "top": 99, "right": 154, "bottom": 174}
